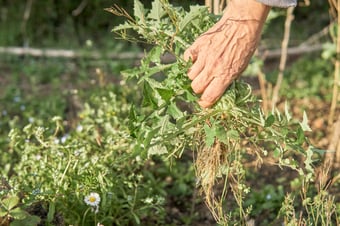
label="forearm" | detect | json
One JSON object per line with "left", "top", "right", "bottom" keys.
{"left": 221, "top": 0, "right": 271, "bottom": 23}
{"left": 255, "top": 0, "right": 297, "bottom": 8}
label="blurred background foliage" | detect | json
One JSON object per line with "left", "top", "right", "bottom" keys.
{"left": 0, "top": 0, "right": 205, "bottom": 48}
{"left": 0, "top": 0, "right": 329, "bottom": 48}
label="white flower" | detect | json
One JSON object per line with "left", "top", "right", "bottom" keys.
{"left": 144, "top": 197, "right": 153, "bottom": 204}
{"left": 76, "top": 124, "right": 83, "bottom": 132}
{"left": 84, "top": 192, "right": 101, "bottom": 207}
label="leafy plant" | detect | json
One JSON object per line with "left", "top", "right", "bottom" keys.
{"left": 0, "top": 195, "right": 40, "bottom": 226}
{"left": 5, "top": 91, "right": 167, "bottom": 225}
{"left": 108, "top": 0, "right": 337, "bottom": 224}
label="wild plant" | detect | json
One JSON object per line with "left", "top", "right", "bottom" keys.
{"left": 108, "top": 0, "right": 338, "bottom": 224}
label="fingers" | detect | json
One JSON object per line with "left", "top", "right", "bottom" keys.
{"left": 191, "top": 68, "right": 214, "bottom": 94}
{"left": 197, "top": 76, "right": 233, "bottom": 108}
{"left": 183, "top": 47, "right": 198, "bottom": 63}
{"left": 187, "top": 57, "right": 205, "bottom": 80}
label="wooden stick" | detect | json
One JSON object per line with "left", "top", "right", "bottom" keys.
{"left": 0, "top": 46, "right": 145, "bottom": 60}
{"left": 0, "top": 44, "right": 323, "bottom": 61}
{"left": 271, "top": 7, "right": 294, "bottom": 108}
{"left": 328, "top": 0, "right": 340, "bottom": 126}
{"left": 205, "top": 0, "right": 212, "bottom": 13}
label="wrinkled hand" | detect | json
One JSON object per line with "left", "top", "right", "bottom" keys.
{"left": 184, "top": 0, "right": 270, "bottom": 108}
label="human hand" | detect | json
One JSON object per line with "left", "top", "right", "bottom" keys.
{"left": 184, "top": 0, "right": 270, "bottom": 108}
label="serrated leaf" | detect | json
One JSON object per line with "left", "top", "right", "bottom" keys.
{"left": 305, "top": 147, "right": 315, "bottom": 173}
{"left": 299, "top": 111, "right": 312, "bottom": 132}
{"left": 148, "top": 144, "right": 168, "bottom": 157}
{"left": 112, "top": 22, "right": 135, "bottom": 32}
{"left": 121, "top": 68, "right": 141, "bottom": 79}
{"left": 134, "top": 0, "right": 145, "bottom": 23}
{"left": 147, "top": 46, "right": 163, "bottom": 64}
{"left": 148, "top": 0, "right": 165, "bottom": 21}
{"left": 142, "top": 81, "right": 158, "bottom": 108}
{"left": 179, "top": 6, "right": 205, "bottom": 31}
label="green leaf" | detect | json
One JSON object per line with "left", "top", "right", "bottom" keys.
{"left": 226, "top": 130, "right": 239, "bottom": 140}
{"left": 47, "top": 202, "right": 55, "bottom": 223}
{"left": 158, "top": 115, "right": 170, "bottom": 135}
{"left": 148, "top": 144, "right": 168, "bottom": 157}
{"left": 264, "top": 115, "right": 275, "bottom": 127}
{"left": 143, "top": 126, "right": 161, "bottom": 148}
{"left": 1, "top": 196, "right": 19, "bottom": 211}
{"left": 309, "top": 146, "right": 328, "bottom": 155}
{"left": 204, "top": 124, "right": 215, "bottom": 147}
{"left": 147, "top": 46, "right": 163, "bottom": 64}
{"left": 0, "top": 209, "right": 7, "bottom": 217}
{"left": 134, "top": 0, "right": 145, "bottom": 23}
{"left": 284, "top": 101, "right": 292, "bottom": 122}
{"left": 156, "top": 88, "right": 174, "bottom": 103}
{"left": 305, "top": 146, "right": 315, "bottom": 173}
{"left": 142, "top": 81, "right": 158, "bottom": 108}
{"left": 10, "top": 215, "right": 40, "bottom": 226}
{"left": 296, "top": 127, "right": 305, "bottom": 145}
{"left": 128, "top": 105, "right": 138, "bottom": 137}
{"left": 121, "top": 68, "right": 142, "bottom": 79}
{"left": 112, "top": 22, "right": 135, "bottom": 32}
{"left": 299, "top": 111, "right": 312, "bottom": 132}
{"left": 215, "top": 126, "right": 227, "bottom": 144}
{"left": 148, "top": 0, "right": 165, "bottom": 21}
{"left": 179, "top": 6, "right": 205, "bottom": 31}
{"left": 10, "top": 207, "right": 27, "bottom": 220}
{"left": 167, "top": 103, "right": 184, "bottom": 120}
{"left": 273, "top": 148, "right": 281, "bottom": 158}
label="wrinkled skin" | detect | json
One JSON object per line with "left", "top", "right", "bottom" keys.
{"left": 184, "top": 0, "right": 271, "bottom": 108}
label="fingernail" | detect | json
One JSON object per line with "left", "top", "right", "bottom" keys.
{"left": 198, "top": 100, "right": 213, "bottom": 108}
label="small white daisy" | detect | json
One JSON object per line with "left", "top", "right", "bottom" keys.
{"left": 84, "top": 192, "right": 101, "bottom": 207}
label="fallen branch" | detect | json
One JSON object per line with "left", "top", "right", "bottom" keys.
{"left": 260, "top": 44, "right": 323, "bottom": 60}
{"left": 0, "top": 46, "right": 145, "bottom": 60}
{"left": 0, "top": 44, "right": 324, "bottom": 61}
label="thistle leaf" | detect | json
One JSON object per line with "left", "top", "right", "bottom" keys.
{"left": 299, "top": 111, "right": 312, "bottom": 132}
{"left": 148, "top": 0, "right": 165, "bottom": 21}
{"left": 134, "top": 0, "right": 146, "bottom": 23}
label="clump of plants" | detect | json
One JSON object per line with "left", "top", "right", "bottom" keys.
{"left": 3, "top": 91, "right": 167, "bottom": 225}
{"left": 108, "top": 0, "right": 338, "bottom": 224}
